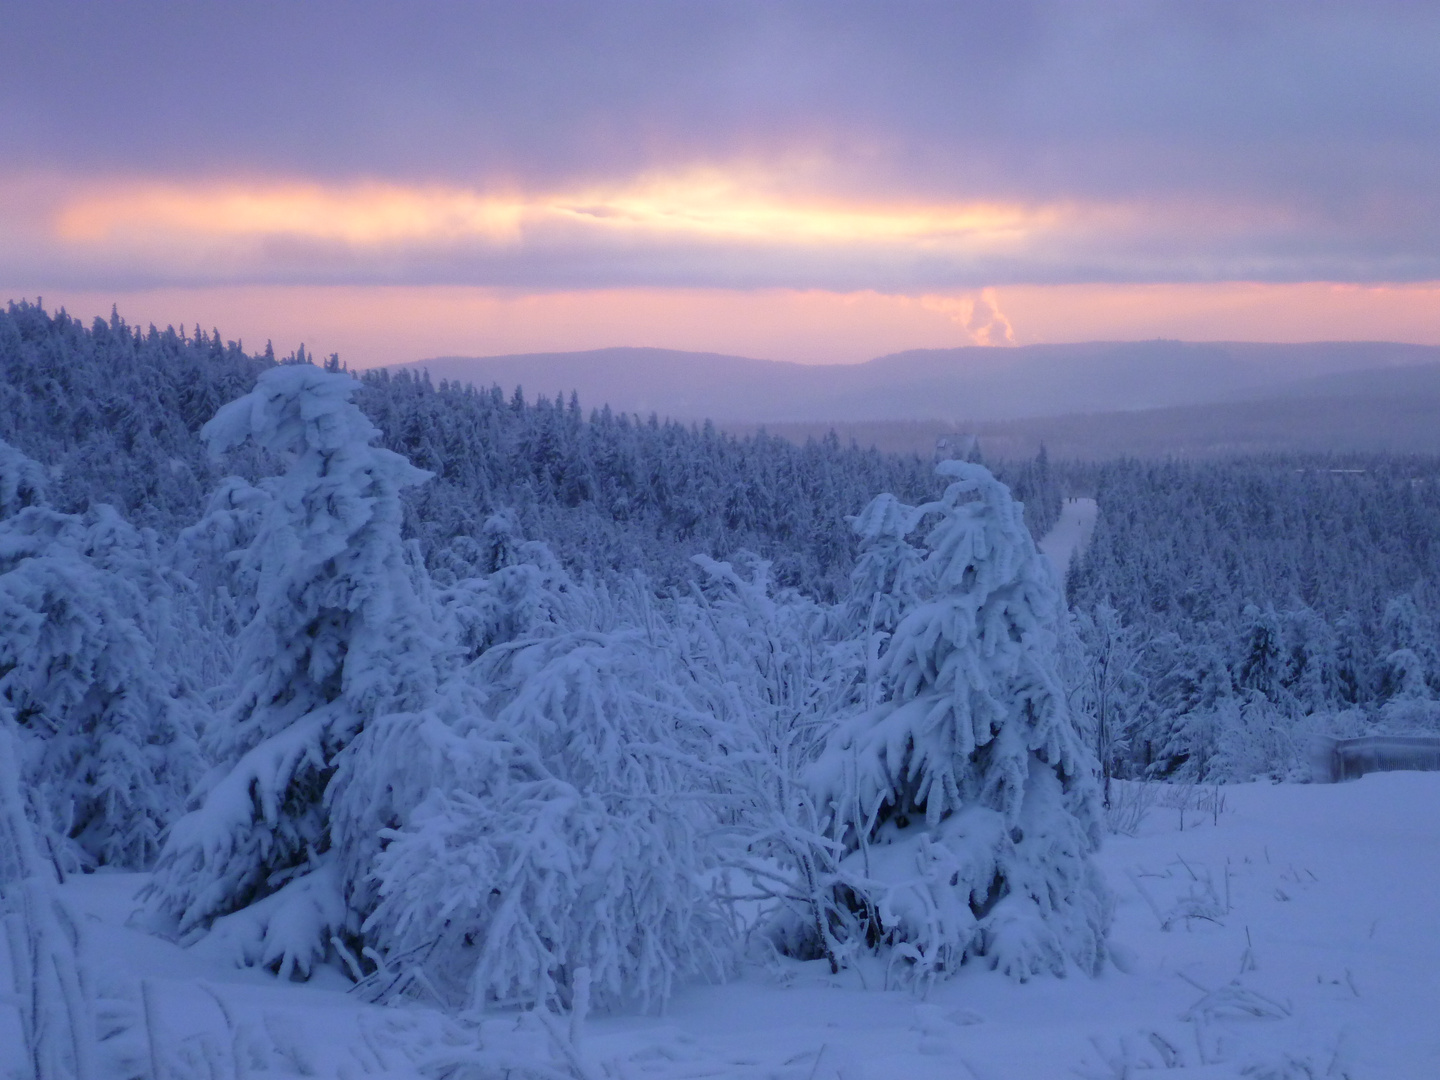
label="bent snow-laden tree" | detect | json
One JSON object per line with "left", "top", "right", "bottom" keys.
{"left": 367, "top": 570, "right": 733, "bottom": 1014}
{"left": 812, "top": 461, "right": 1110, "bottom": 983}
{"left": 149, "top": 365, "right": 442, "bottom": 979}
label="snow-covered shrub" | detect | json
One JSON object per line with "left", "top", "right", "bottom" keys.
{"left": 149, "top": 365, "right": 443, "bottom": 979}
{"left": 367, "top": 576, "right": 729, "bottom": 1013}
{"left": 435, "top": 512, "right": 570, "bottom": 663}
{"left": 676, "top": 554, "right": 867, "bottom": 973}
{"left": 1069, "top": 603, "right": 1146, "bottom": 806}
{"left": 1376, "top": 652, "right": 1440, "bottom": 733}
{"left": 812, "top": 461, "right": 1110, "bottom": 982}
{"left": 0, "top": 722, "right": 98, "bottom": 1080}
{"left": 0, "top": 459, "right": 199, "bottom": 870}
{"left": 1211, "top": 694, "right": 1298, "bottom": 781}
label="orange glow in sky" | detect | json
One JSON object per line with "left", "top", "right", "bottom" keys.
{"left": 6, "top": 167, "right": 1439, "bottom": 366}
{"left": 52, "top": 172, "right": 1054, "bottom": 252}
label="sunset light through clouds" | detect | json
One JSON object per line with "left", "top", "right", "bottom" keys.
{"left": 49, "top": 172, "right": 1054, "bottom": 261}
{"left": 4, "top": 2, "right": 1440, "bottom": 364}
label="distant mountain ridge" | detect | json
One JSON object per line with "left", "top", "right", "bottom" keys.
{"left": 390, "top": 341, "right": 1440, "bottom": 426}
{"left": 970, "top": 361, "right": 1440, "bottom": 460}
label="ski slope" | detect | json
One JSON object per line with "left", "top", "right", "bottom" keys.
{"left": 1039, "top": 496, "right": 1098, "bottom": 597}
{"left": 7, "top": 772, "right": 1436, "bottom": 1079}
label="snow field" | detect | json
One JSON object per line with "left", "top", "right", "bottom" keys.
{"left": 604, "top": 773, "right": 1439, "bottom": 1078}
{"left": 6, "top": 772, "right": 1434, "bottom": 1079}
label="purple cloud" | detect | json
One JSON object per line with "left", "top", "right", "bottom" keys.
{"left": 2, "top": 1, "right": 1438, "bottom": 290}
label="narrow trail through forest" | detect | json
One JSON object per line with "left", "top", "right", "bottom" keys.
{"left": 1039, "top": 496, "right": 1098, "bottom": 596}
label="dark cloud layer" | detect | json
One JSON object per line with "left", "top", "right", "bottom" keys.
{"left": 4, "top": 2, "right": 1437, "bottom": 196}
{"left": 3, "top": 1, "right": 1439, "bottom": 290}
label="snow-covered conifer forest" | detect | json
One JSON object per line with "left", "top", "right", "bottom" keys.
{"left": 4, "top": 301, "right": 1440, "bottom": 1077}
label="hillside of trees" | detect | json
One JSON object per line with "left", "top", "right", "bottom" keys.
{"left": 0, "top": 301, "right": 1066, "bottom": 603}
{"left": 1064, "top": 455, "right": 1440, "bottom": 783}
{"left": 4, "top": 300, "right": 1440, "bottom": 1064}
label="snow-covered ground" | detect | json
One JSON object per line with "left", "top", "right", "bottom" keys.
{"left": 7, "top": 772, "right": 1436, "bottom": 1079}
{"left": 1040, "top": 497, "right": 1098, "bottom": 596}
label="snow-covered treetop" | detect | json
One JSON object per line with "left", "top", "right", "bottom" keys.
{"left": 847, "top": 491, "right": 926, "bottom": 547}
{"left": 923, "top": 458, "right": 1039, "bottom": 605}
{"left": 203, "top": 364, "right": 396, "bottom": 464}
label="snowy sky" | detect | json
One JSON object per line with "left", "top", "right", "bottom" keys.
{"left": 4, "top": 1, "right": 1440, "bottom": 365}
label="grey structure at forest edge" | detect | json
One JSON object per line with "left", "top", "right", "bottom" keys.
{"left": 1310, "top": 735, "right": 1440, "bottom": 783}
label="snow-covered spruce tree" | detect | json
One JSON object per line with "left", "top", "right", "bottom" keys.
{"left": 149, "top": 365, "right": 442, "bottom": 979}
{"left": 811, "top": 461, "right": 1109, "bottom": 982}
{"left": 844, "top": 493, "right": 927, "bottom": 710}
{"left": 1150, "top": 635, "right": 1236, "bottom": 779}
{"left": 0, "top": 440, "right": 199, "bottom": 870}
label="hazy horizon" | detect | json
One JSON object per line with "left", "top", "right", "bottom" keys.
{"left": 370, "top": 339, "right": 1440, "bottom": 458}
